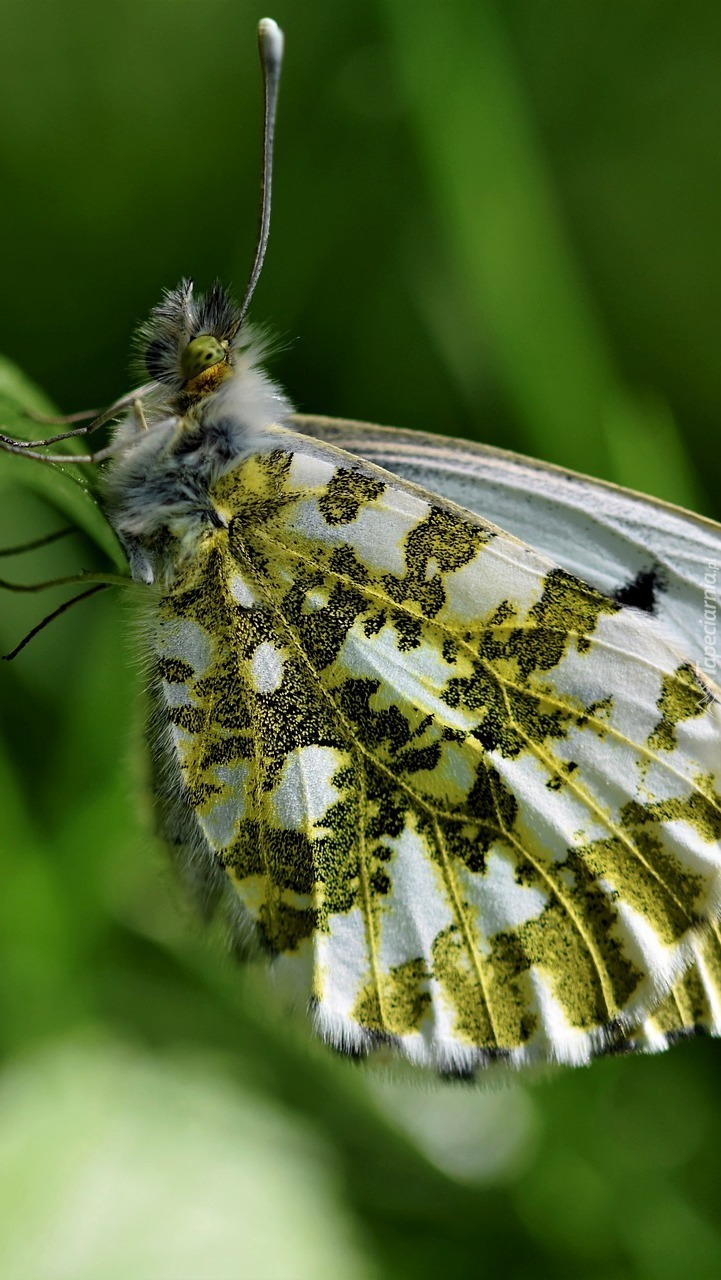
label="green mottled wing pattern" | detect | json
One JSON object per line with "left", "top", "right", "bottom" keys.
{"left": 150, "top": 434, "right": 721, "bottom": 1073}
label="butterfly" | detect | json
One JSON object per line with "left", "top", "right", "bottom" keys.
{"left": 2, "top": 17, "right": 721, "bottom": 1080}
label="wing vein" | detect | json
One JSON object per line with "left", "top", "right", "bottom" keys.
{"left": 431, "top": 814, "right": 502, "bottom": 1047}
{"left": 485, "top": 769, "right": 617, "bottom": 1021}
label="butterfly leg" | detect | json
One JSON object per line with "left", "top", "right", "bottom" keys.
{"left": 0, "top": 381, "right": 157, "bottom": 452}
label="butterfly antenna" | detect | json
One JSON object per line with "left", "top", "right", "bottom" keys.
{"left": 236, "top": 17, "right": 284, "bottom": 330}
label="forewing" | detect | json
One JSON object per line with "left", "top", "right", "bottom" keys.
{"left": 151, "top": 430, "right": 721, "bottom": 1074}
{"left": 292, "top": 415, "right": 721, "bottom": 678}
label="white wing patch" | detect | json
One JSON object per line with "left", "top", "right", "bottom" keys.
{"left": 250, "top": 641, "right": 284, "bottom": 693}
{"left": 272, "top": 746, "right": 345, "bottom": 832}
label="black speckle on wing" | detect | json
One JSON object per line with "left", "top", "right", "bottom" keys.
{"left": 613, "top": 567, "right": 666, "bottom": 614}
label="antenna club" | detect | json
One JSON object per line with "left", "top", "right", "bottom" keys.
{"left": 237, "top": 16, "right": 284, "bottom": 327}
{"left": 258, "top": 18, "right": 284, "bottom": 72}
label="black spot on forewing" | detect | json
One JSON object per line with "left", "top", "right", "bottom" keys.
{"left": 613, "top": 566, "right": 666, "bottom": 614}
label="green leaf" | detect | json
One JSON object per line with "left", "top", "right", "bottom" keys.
{"left": 0, "top": 356, "right": 126, "bottom": 569}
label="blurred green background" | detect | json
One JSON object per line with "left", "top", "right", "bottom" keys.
{"left": 1, "top": 1, "right": 721, "bottom": 1276}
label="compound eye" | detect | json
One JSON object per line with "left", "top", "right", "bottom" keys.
{"left": 181, "top": 335, "right": 226, "bottom": 382}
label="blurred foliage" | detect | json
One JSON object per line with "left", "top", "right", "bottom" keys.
{"left": 1, "top": 1, "right": 721, "bottom": 1276}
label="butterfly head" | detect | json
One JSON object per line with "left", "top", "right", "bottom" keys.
{"left": 139, "top": 278, "right": 246, "bottom": 405}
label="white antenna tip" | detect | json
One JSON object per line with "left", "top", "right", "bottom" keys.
{"left": 258, "top": 18, "right": 284, "bottom": 72}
